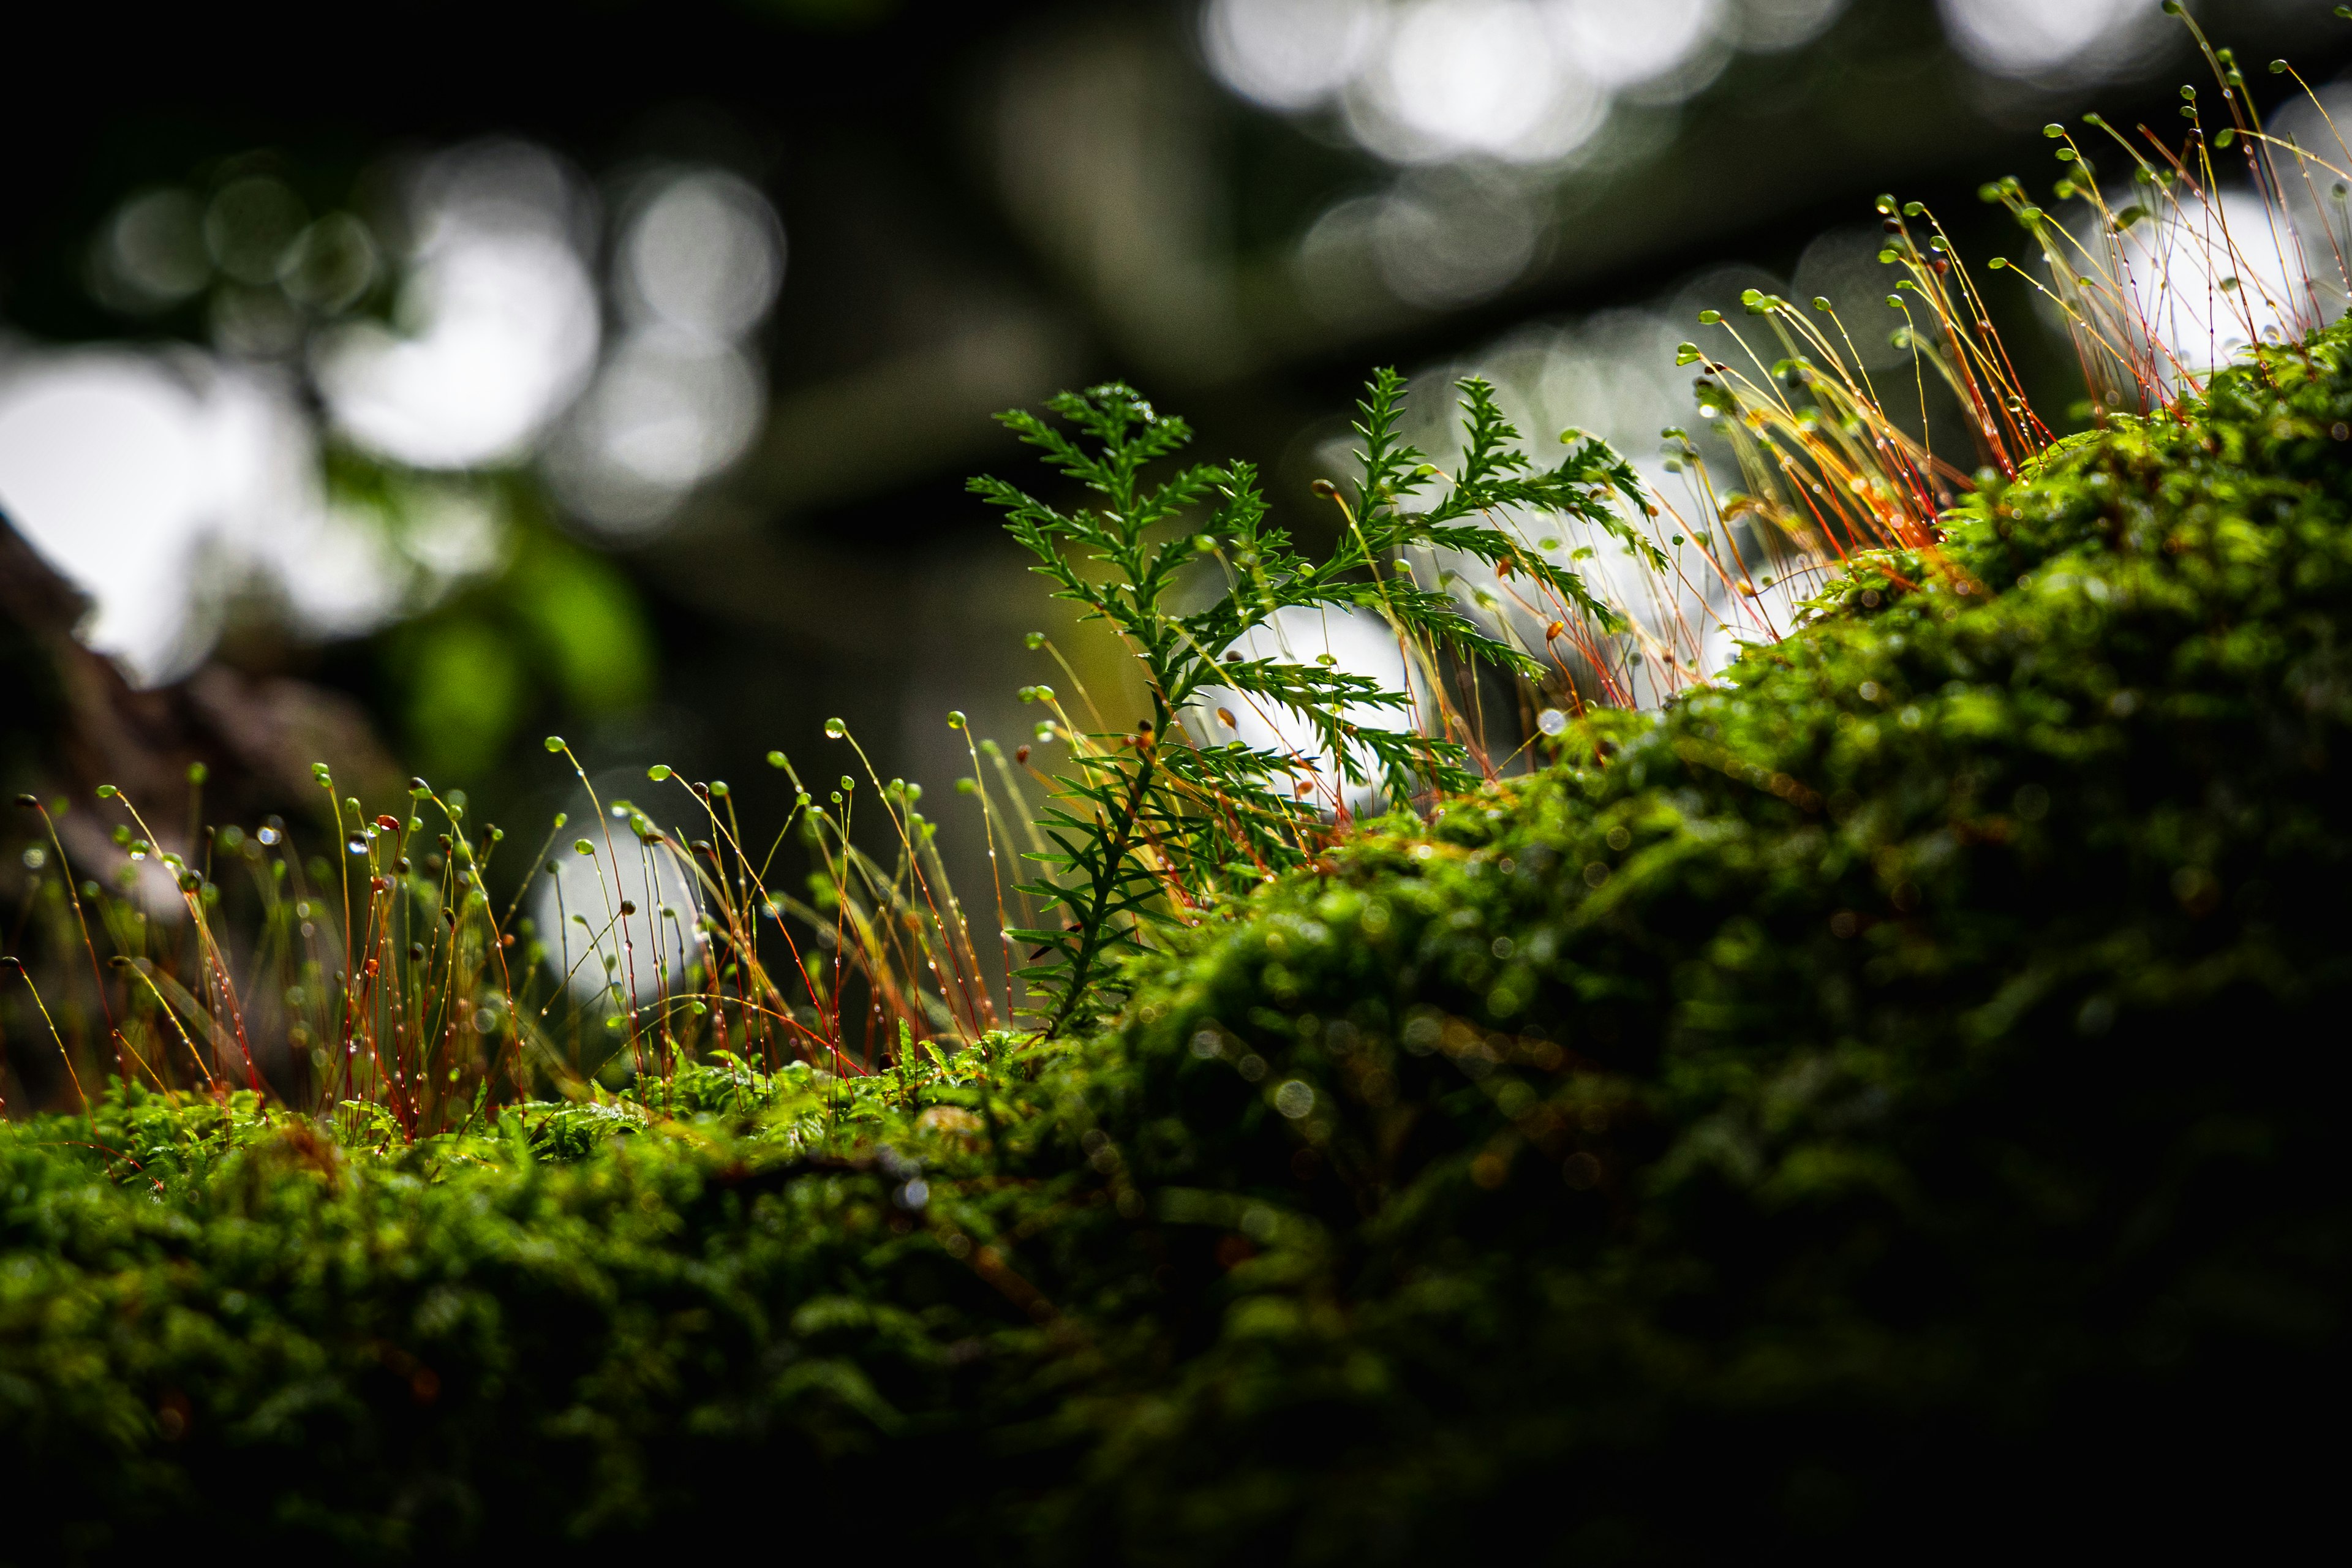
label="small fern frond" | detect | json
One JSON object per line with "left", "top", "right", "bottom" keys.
{"left": 973, "top": 368, "right": 1643, "bottom": 1033}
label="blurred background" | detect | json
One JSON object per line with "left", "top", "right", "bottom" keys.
{"left": 0, "top": 0, "right": 2344, "bottom": 962}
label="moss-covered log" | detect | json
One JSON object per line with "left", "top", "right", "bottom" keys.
{"left": 8, "top": 328, "right": 2352, "bottom": 1561}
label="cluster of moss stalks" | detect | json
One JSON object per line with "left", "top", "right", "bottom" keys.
{"left": 9, "top": 324, "right": 2352, "bottom": 1562}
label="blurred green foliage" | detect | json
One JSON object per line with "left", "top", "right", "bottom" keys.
{"left": 6, "top": 317, "right": 2352, "bottom": 1558}
{"left": 385, "top": 525, "right": 654, "bottom": 782}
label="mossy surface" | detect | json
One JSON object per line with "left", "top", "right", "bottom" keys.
{"left": 9, "top": 328, "right": 2352, "bottom": 1561}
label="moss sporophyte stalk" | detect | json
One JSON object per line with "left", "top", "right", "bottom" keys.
{"left": 6, "top": 13, "right": 2352, "bottom": 1559}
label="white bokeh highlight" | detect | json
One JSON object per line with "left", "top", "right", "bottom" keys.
{"left": 1202, "top": 0, "right": 1387, "bottom": 112}
{"left": 0, "top": 353, "right": 216, "bottom": 679}
{"left": 1545, "top": 0, "right": 1724, "bottom": 92}
{"left": 0, "top": 350, "right": 420, "bottom": 682}
{"left": 548, "top": 167, "right": 785, "bottom": 538}
{"left": 2124, "top": 189, "right": 2309, "bottom": 377}
{"left": 1189, "top": 605, "right": 1415, "bottom": 811}
{"left": 1349, "top": 1, "right": 1607, "bottom": 165}
{"left": 1, "top": 138, "right": 786, "bottom": 685}
{"left": 619, "top": 172, "right": 785, "bottom": 339}
{"left": 1208, "top": 0, "right": 1839, "bottom": 173}
{"left": 535, "top": 831, "right": 705, "bottom": 1007}
{"left": 314, "top": 143, "right": 601, "bottom": 470}
{"left": 1234, "top": 0, "right": 1849, "bottom": 310}
{"left": 1935, "top": 0, "right": 2166, "bottom": 83}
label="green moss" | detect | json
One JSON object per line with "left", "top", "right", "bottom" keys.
{"left": 9, "top": 328, "right": 2352, "bottom": 1559}
{"left": 1, "top": 1051, "right": 1080, "bottom": 1559}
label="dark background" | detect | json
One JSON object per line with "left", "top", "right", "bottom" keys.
{"left": 1, "top": 0, "right": 2343, "bottom": 928}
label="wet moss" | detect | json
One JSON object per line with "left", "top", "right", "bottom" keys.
{"left": 9, "top": 326, "right": 2352, "bottom": 1560}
